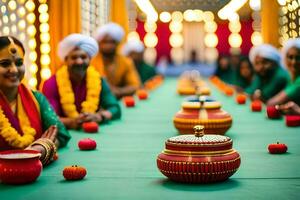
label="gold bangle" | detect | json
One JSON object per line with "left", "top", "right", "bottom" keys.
{"left": 31, "top": 139, "right": 55, "bottom": 165}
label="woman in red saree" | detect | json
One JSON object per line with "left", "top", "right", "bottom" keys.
{"left": 0, "top": 36, "right": 70, "bottom": 165}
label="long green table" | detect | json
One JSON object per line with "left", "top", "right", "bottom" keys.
{"left": 1, "top": 78, "right": 300, "bottom": 200}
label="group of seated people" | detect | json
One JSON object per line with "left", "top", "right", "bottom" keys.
{"left": 0, "top": 22, "right": 157, "bottom": 165}
{"left": 215, "top": 39, "right": 300, "bottom": 115}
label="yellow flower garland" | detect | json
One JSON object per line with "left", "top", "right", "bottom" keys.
{"left": 56, "top": 65, "right": 101, "bottom": 118}
{"left": 0, "top": 94, "right": 37, "bottom": 149}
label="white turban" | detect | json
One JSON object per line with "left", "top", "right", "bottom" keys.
{"left": 94, "top": 22, "right": 125, "bottom": 42}
{"left": 281, "top": 38, "right": 300, "bottom": 67}
{"left": 58, "top": 33, "right": 99, "bottom": 61}
{"left": 122, "top": 40, "right": 144, "bottom": 56}
{"left": 249, "top": 44, "right": 281, "bottom": 65}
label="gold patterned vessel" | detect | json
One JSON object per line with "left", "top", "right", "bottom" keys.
{"left": 173, "top": 97, "right": 232, "bottom": 135}
{"left": 157, "top": 126, "right": 241, "bottom": 183}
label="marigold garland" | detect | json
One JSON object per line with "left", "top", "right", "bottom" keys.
{"left": 0, "top": 94, "right": 37, "bottom": 149}
{"left": 56, "top": 65, "right": 101, "bottom": 118}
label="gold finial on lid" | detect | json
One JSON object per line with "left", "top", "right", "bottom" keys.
{"left": 194, "top": 125, "right": 204, "bottom": 137}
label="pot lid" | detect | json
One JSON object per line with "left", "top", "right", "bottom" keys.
{"left": 165, "top": 125, "right": 233, "bottom": 153}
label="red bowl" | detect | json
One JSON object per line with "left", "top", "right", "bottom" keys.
{"left": 251, "top": 101, "right": 262, "bottom": 112}
{"left": 82, "top": 122, "right": 99, "bottom": 133}
{"left": 266, "top": 106, "right": 281, "bottom": 119}
{"left": 268, "top": 143, "right": 288, "bottom": 154}
{"left": 137, "top": 90, "right": 148, "bottom": 100}
{"left": 78, "top": 138, "right": 97, "bottom": 150}
{"left": 123, "top": 96, "right": 135, "bottom": 107}
{"left": 0, "top": 150, "right": 42, "bottom": 184}
{"left": 236, "top": 94, "right": 247, "bottom": 104}
{"left": 285, "top": 115, "right": 300, "bottom": 127}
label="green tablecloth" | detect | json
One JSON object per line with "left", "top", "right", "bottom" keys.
{"left": 1, "top": 78, "right": 300, "bottom": 200}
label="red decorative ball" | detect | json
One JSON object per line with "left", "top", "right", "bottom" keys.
{"left": 268, "top": 142, "right": 288, "bottom": 154}
{"left": 251, "top": 100, "right": 262, "bottom": 112}
{"left": 225, "top": 88, "right": 234, "bottom": 96}
{"left": 236, "top": 94, "right": 247, "bottom": 104}
{"left": 137, "top": 89, "right": 148, "bottom": 100}
{"left": 123, "top": 96, "right": 135, "bottom": 107}
{"left": 82, "top": 122, "right": 98, "bottom": 133}
{"left": 63, "top": 165, "right": 87, "bottom": 180}
{"left": 78, "top": 138, "right": 97, "bottom": 150}
{"left": 285, "top": 115, "right": 300, "bottom": 127}
{"left": 266, "top": 106, "right": 281, "bottom": 119}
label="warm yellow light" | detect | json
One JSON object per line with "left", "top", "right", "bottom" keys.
{"left": 3, "top": 26, "right": 10, "bottom": 35}
{"left": 249, "top": 0, "right": 261, "bottom": 11}
{"left": 228, "top": 33, "right": 242, "bottom": 48}
{"left": 40, "top": 23, "right": 49, "bottom": 32}
{"left": 160, "top": 11, "right": 171, "bottom": 23}
{"left": 18, "top": 20, "right": 26, "bottom": 30}
{"left": 204, "top": 33, "right": 218, "bottom": 47}
{"left": 19, "top": 33, "right": 25, "bottom": 41}
{"left": 29, "top": 39, "right": 36, "bottom": 49}
{"left": 39, "top": 0, "right": 47, "bottom": 3}
{"left": 25, "top": 0, "right": 35, "bottom": 12}
{"left": 144, "top": 22, "right": 157, "bottom": 33}
{"left": 204, "top": 11, "right": 214, "bottom": 21}
{"left": 218, "top": 0, "right": 247, "bottom": 20}
{"left": 3, "top": 15, "right": 8, "bottom": 24}
{"left": 29, "top": 64, "right": 38, "bottom": 73}
{"left": 39, "top": 13, "right": 49, "bottom": 23}
{"left": 204, "top": 21, "right": 217, "bottom": 33}
{"left": 169, "top": 21, "right": 183, "bottom": 33}
{"left": 251, "top": 31, "right": 263, "bottom": 46}
{"left": 183, "top": 9, "right": 195, "bottom": 22}
{"left": 40, "top": 33, "right": 50, "bottom": 43}
{"left": 8, "top": 0, "right": 17, "bottom": 10}
{"left": 171, "top": 11, "right": 183, "bottom": 22}
{"left": 228, "top": 12, "right": 239, "bottom": 22}
{"left": 169, "top": 33, "right": 183, "bottom": 48}
{"left": 18, "top": 0, "right": 26, "bottom": 3}
{"left": 41, "top": 55, "right": 50, "bottom": 65}
{"left": 27, "top": 25, "right": 36, "bottom": 36}
{"left": 41, "top": 68, "right": 51, "bottom": 79}
{"left": 170, "top": 48, "right": 184, "bottom": 64}
{"left": 10, "top": 13, "right": 16, "bottom": 22}
{"left": 1, "top": 5, "right": 7, "bottom": 13}
{"left": 205, "top": 48, "right": 219, "bottom": 63}
{"left": 11, "top": 25, "right": 17, "bottom": 33}
{"left": 194, "top": 9, "right": 203, "bottom": 22}
{"left": 29, "top": 51, "right": 37, "bottom": 62}
{"left": 29, "top": 77, "right": 37, "bottom": 87}
{"left": 134, "top": 0, "right": 158, "bottom": 22}
{"left": 38, "top": 4, "right": 48, "bottom": 13}
{"left": 41, "top": 44, "right": 51, "bottom": 54}
{"left": 127, "top": 31, "right": 140, "bottom": 41}
{"left": 26, "top": 13, "right": 36, "bottom": 23}
{"left": 144, "top": 33, "right": 158, "bottom": 48}
{"left": 143, "top": 47, "right": 157, "bottom": 64}
{"left": 17, "top": 7, "right": 26, "bottom": 17}
{"left": 229, "top": 21, "right": 241, "bottom": 33}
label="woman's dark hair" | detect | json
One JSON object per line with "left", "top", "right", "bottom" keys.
{"left": 0, "top": 36, "right": 25, "bottom": 53}
{"left": 238, "top": 56, "right": 253, "bottom": 75}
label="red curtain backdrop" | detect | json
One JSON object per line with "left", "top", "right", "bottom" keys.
{"left": 136, "top": 19, "right": 253, "bottom": 61}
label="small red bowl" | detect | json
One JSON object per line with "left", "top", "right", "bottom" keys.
{"left": 78, "top": 138, "right": 97, "bottom": 150}
{"left": 0, "top": 150, "right": 42, "bottom": 184}
{"left": 82, "top": 122, "right": 99, "bottom": 133}
{"left": 236, "top": 94, "right": 247, "bottom": 104}
{"left": 137, "top": 90, "right": 148, "bottom": 100}
{"left": 285, "top": 115, "right": 300, "bottom": 127}
{"left": 268, "top": 143, "right": 288, "bottom": 154}
{"left": 123, "top": 96, "right": 135, "bottom": 107}
{"left": 251, "top": 101, "right": 262, "bottom": 112}
{"left": 266, "top": 106, "right": 281, "bottom": 119}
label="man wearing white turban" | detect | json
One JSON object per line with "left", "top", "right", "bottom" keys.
{"left": 42, "top": 33, "right": 121, "bottom": 129}
{"left": 122, "top": 40, "right": 156, "bottom": 83}
{"left": 267, "top": 38, "right": 300, "bottom": 109}
{"left": 246, "top": 44, "right": 289, "bottom": 101}
{"left": 92, "top": 22, "right": 141, "bottom": 99}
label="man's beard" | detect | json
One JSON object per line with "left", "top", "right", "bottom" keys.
{"left": 69, "top": 63, "right": 89, "bottom": 78}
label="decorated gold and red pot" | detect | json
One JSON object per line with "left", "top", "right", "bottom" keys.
{"left": 157, "top": 126, "right": 241, "bottom": 183}
{"left": 0, "top": 150, "right": 42, "bottom": 184}
{"left": 173, "top": 97, "right": 232, "bottom": 135}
